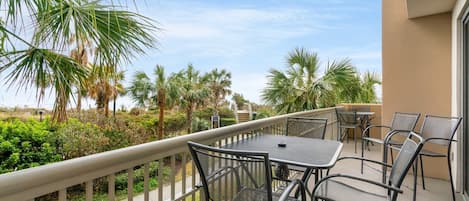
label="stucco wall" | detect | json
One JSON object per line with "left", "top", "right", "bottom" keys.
{"left": 383, "top": 0, "right": 452, "bottom": 179}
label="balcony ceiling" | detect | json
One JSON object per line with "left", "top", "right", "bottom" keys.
{"left": 406, "top": 0, "right": 456, "bottom": 18}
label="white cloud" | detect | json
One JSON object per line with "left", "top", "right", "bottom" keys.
{"left": 151, "top": 5, "right": 341, "bottom": 63}
{"left": 230, "top": 72, "right": 268, "bottom": 104}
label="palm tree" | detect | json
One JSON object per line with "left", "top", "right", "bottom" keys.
{"left": 112, "top": 71, "right": 126, "bottom": 118}
{"left": 128, "top": 72, "right": 154, "bottom": 108}
{"left": 153, "top": 65, "right": 178, "bottom": 140}
{"left": 127, "top": 66, "right": 178, "bottom": 139}
{"left": 203, "top": 68, "right": 232, "bottom": 112}
{"left": 0, "top": 1, "right": 158, "bottom": 122}
{"left": 174, "top": 64, "right": 210, "bottom": 134}
{"left": 69, "top": 36, "right": 92, "bottom": 112}
{"left": 87, "top": 65, "right": 116, "bottom": 117}
{"left": 262, "top": 47, "right": 357, "bottom": 113}
{"left": 359, "top": 71, "right": 381, "bottom": 103}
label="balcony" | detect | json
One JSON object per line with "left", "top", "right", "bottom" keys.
{"left": 0, "top": 106, "right": 453, "bottom": 201}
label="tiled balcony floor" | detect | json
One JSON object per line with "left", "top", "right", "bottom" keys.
{"left": 312, "top": 140, "right": 456, "bottom": 201}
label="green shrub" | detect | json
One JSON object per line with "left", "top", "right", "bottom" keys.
{"left": 220, "top": 118, "right": 236, "bottom": 127}
{"left": 0, "top": 118, "right": 60, "bottom": 173}
{"left": 192, "top": 117, "right": 210, "bottom": 132}
{"left": 195, "top": 107, "right": 235, "bottom": 120}
{"left": 56, "top": 118, "right": 109, "bottom": 159}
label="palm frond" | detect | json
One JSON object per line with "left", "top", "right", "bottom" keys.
{"left": 34, "top": 1, "right": 159, "bottom": 66}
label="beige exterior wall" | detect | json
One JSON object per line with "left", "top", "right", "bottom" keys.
{"left": 382, "top": 0, "right": 452, "bottom": 179}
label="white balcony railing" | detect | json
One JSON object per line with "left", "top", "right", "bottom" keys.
{"left": 0, "top": 107, "right": 338, "bottom": 201}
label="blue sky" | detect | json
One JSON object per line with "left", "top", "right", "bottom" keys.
{"left": 0, "top": 0, "right": 381, "bottom": 109}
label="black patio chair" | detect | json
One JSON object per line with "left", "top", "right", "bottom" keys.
{"left": 361, "top": 112, "right": 420, "bottom": 173}
{"left": 406, "top": 115, "right": 461, "bottom": 201}
{"left": 279, "top": 117, "right": 328, "bottom": 185}
{"left": 187, "top": 141, "right": 306, "bottom": 201}
{"left": 312, "top": 132, "right": 424, "bottom": 201}
{"left": 286, "top": 117, "right": 328, "bottom": 139}
{"left": 336, "top": 108, "right": 360, "bottom": 153}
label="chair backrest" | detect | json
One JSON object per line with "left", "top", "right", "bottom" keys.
{"left": 286, "top": 117, "right": 328, "bottom": 139}
{"left": 390, "top": 112, "right": 420, "bottom": 131}
{"left": 420, "top": 115, "right": 462, "bottom": 146}
{"left": 335, "top": 108, "right": 358, "bottom": 125}
{"left": 387, "top": 132, "right": 424, "bottom": 201}
{"left": 187, "top": 141, "right": 273, "bottom": 201}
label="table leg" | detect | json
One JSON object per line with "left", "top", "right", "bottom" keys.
{"left": 294, "top": 168, "right": 313, "bottom": 198}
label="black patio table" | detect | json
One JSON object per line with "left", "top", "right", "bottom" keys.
{"left": 222, "top": 134, "right": 343, "bottom": 184}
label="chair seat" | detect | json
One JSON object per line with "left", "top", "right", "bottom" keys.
{"left": 232, "top": 187, "right": 299, "bottom": 201}
{"left": 419, "top": 149, "right": 446, "bottom": 157}
{"left": 314, "top": 179, "right": 388, "bottom": 201}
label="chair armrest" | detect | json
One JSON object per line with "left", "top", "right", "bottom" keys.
{"left": 362, "top": 125, "right": 391, "bottom": 137}
{"left": 337, "top": 156, "right": 393, "bottom": 168}
{"left": 278, "top": 179, "right": 306, "bottom": 201}
{"left": 424, "top": 137, "right": 457, "bottom": 143}
{"left": 311, "top": 173, "right": 403, "bottom": 199}
{"left": 383, "top": 129, "right": 413, "bottom": 144}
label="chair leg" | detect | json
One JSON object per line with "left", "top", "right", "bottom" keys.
{"left": 361, "top": 139, "right": 365, "bottom": 174}
{"left": 419, "top": 155, "right": 426, "bottom": 190}
{"left": 346, "top": 129, "right": 350, "bottom": 143}
{"left": 337, "top": 127, "right": 341, "bottom": 141}
{"left": 354, "top": 129, "right": 357, "bottom": 153}
{"left": 390, "top": 148, "right": 394, "bottom": 165}
{"left": 448, "top": 156, "right": 456, "bottom": 201}
{"left": 382, "top": 144, "right": 388, "bottom": 184}
{"left": 413, "top": 160, "right": 417, "bottom": 201}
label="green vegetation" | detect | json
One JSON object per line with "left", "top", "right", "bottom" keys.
{"left": 0, "top": 119, "right": 60, "bottom": 173}
{"left": 262, "top": 47, "right": 381, "bottom": 113}
{"left": 0, "top": 1, "right": 159, "bottom": 122}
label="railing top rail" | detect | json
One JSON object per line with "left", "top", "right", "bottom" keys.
{"left": 0, "top": 107, "right": 337, "bottom": 199}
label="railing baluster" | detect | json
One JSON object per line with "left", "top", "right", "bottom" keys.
{"left": 224, "top": 138, "right": 228, "bottom": 200}
{"left": 58, "top": 189, "right": 66, "bottom": 201}
{"left": 144, "top": 163, "right": 150, "bottom": 201}
{"left": 182, "top": 153, "right": 187, "bottom": 195}
{"left": 216, "top": 140, "right": 221, "bottom": 201}
{"left": 108, "top": 174, "right": 115, "bottom": 201}
{"left": 191, "top": 158, "right": 196, "bottom": 201}
{"left": 85, "top": 180, "right": 93, "bottom": 201}
{"left": 158, "top": 159, "right": 163, "bottom": 201}
{"left": 171, "top": 155, "right": 176, "bottom": 200}
{"left": 230, "top": 151, "right": 234, "bottom": 200}
{"left": 127, "top": 168, "right": 134, "bottom": 201}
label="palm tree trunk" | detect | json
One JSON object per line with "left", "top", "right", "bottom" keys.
{"left": 113, "top": 95, "right": 117, "bottom": 118}
{"left": 76, "top": 91, "right": 82, "bottom": 112}
{"left": 104, "top": 99, "right": 109, "bottom": 117}
{"left": 158, "top": 92, "right": 165, "bottom": 140}
{"left": 53, "top": 92, "right": 69, "bottom": 122}
{"left": 186, "top": 103, "right": 193, "bottom": 134}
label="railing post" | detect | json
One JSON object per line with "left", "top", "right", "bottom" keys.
{"left": 85, "top": 180, "right": 93, "bottom": 201}
{"left": 58, "top": 189, "right": 66, "bottom": 201}
{"left": 158, "top": 159, "right": 163, "bottom": 201}
{"left": 108, "top": 174, "right": 115, "bottom": 201}
{"left": 144, "top": 163, "right": 150, "bottom": 201}
{"left": 127, "top": 168, "right": 133, "bottom": 201}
